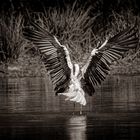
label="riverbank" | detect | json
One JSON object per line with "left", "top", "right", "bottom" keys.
{"left": 1, "top": 58, "right": 140, "bottom": 78}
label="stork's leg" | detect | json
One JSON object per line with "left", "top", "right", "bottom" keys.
{"left": 80, "top": 105, "right": 83, "bottom": 115}
{"left": 73, "top": 103, "right": 76, "bottom": 115}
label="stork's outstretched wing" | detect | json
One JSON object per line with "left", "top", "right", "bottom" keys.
{"left": 81, "top": 26, "right": 139, "bottom": 96}
{"left": 24, "top": 22, "right": 72, "bottom": 94}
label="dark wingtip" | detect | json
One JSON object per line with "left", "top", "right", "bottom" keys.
{"left": 81, "top": 78, "right": 95, "bottom": 96}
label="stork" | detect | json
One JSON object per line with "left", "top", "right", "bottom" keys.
{"left": 24, "top": 22, "right": 139, "bottom": 109}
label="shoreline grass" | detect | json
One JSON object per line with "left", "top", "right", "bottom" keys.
{"left": 0, "top": 2, "right": 140, "bottom": 77}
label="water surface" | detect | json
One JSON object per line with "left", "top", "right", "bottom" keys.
{"left": 0, "top": 75, "right": 140, "bottom": 140}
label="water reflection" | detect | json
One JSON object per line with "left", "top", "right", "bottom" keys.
{"left": 0, "top": 75, "right": 140, "bottom": 139}
{"left": 1, "top": 75, "right": 140, "bottom": 113}
{"left": 67, "top": 115, "right": 87, "bottom": 140}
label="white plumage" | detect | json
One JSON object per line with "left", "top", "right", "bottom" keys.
{"left": 60, "top": 63, "right": 86, "bottom": 106}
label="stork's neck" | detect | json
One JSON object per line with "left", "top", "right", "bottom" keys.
{"left": 73, "top": 64, "right": 80, "bottom": 77}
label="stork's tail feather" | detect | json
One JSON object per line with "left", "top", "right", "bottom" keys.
{"left": 59, "top": 92, "right": 86, "bottom": 106}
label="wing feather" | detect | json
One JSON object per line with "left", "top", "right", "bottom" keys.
{"left": 81, "top": 26, "right": 139, "bottom": 96}
{"left": 24, "top": 22, "right": 71, "bottom": 94}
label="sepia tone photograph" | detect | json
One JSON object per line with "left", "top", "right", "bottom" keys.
{"left": 0, "top": 0, "right": 140, "bottom": 139}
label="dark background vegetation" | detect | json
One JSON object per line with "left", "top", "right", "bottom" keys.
{"left": 0, "top": 0, "right": 140, "bottom": 77}
{"left": 1, "top": 0, "right": 140, "bottom": 13}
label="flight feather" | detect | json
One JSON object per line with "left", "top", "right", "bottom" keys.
{"left": 24, "top": 22, "right": 71, "bottom": 94}
{"left": 81, "top": 26, "right": 139, "bottom": 96}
